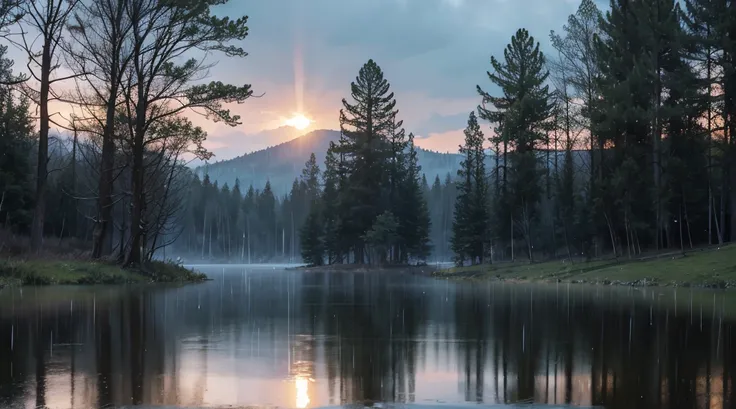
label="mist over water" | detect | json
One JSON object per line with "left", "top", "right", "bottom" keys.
{"left": 0, "top": 267, "right": 734, "bottom": 409}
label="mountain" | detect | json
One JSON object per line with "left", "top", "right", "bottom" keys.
{"left": 188, "top": 126, "right": 306, "bottom": 166}
{"left": 194, "top": 129, "right": 465, "bottom": 196}
{"left": 194, "top": 128, "right": 592, "bottom": 197}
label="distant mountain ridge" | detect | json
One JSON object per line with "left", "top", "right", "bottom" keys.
{"left": 194, "top": 129, "right": 465, "bottom": 196}
{"left": 194, "top": 128, "right": 591, "bottom": 197}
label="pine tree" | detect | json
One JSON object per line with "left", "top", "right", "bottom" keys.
{"left": 301, "top": 152, "right": 321, "bottom": 202}
{"left": 469, "top": 114, "right": 490, "bottom": 263}
{"left": 0, "top": 49, "right": 34, "bottom": 232}
{"left": 429, "top": 175, "right": 445, "bottom": 261}
{"left": 593, "top": 0, "right": 697, "bottom": 256}
{"left": 683, "top": 0, "right": 736, "bottom": 244}
{"left": 338, "top": 59, "right": 399, "bottom": 262}
{"left": 300, "top": 202, "right": 324, "bottom": 266}
{"left": 478, "top": 28, "right": 553, "bottom": 261}
{"left": 452, "top": 112, "right": 487, "bottom": 265}
{"left": 363, "top": 211, "right": 399, "bottom": 265}
{"left": 257, "top": 181, "right": 276, "bottom": 259}
{"left": 658, "top": 1, "right": 708, "bottom": 250}
{"left": 398, "top": 133, "right": 432, "bottom": 261}
{"left": 321, "top": 143, "right": 343, "bottom": 264}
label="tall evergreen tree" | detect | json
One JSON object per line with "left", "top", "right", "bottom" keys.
{"left": 0, "top": 46, "right": 34, "bottom": 232}
{"left": 451, "top": 112, "right": 487, "bottom": 265}
{"left": 322, "top": 143, "right": 343, "bottom": 264}
{"left": 398, "top": 133, "right": 432, "bottom": 261}
{"left": 300, "top": 205, "right": 324, "bottom": 266}
{"left": 257, "top": 181, "right": 276, "bottom": 259}
{"left": 301, "top": 153, "right": 321, "bottom": 202}
{"left": 338, "top": 59, "right": 399, "bottom": 262}
{"left": 683, "top": 0, "right": 736, "bottom": 244}
{"left": 478, "top": 28, "right": 553, "bottom": 261}
{"left": 300, "top": 161, "right": 324, "bottom": 266}
{"left": 593, "top": 0, "right": 696, "bottom": 256}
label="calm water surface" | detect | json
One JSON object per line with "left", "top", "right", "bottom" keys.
{"left": 0, "top": 267, "right": 734, "bottom": 409}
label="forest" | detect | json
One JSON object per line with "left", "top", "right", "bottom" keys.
{"left": 0, "top": 0, "right": 253, "bottom": 266}
{"left": 1, "top": 0, "right": 735, "bottom": 267}
{"left": 173, "top": 160, "right": 457, "bottom": 264}
{"left": 448, "top": 0, "right": 736, "bottom": 265}
{"left": 296, "top": 0, "right": 736, "bottom": 266}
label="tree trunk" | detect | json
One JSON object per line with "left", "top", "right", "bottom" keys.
{"left": 729, "top": 1, "right": 736, "bottom": 243}
{"left": 603, "top": 212, "right": 617, "bottom": 259}
{"left": 70, "top": 129, "right": 78, "bottom": 238}
{"left": 679, "top": 204, "right": 684, "bottom": 254}
{"left": 30, "top": 39, "right": 53, "bottom": 253}
{"left": 721, "top": 124, "right": 729, "bottom": 245}
{"left": 91, "top": 74, "right": 120, "bottom": 259}
{"left": 510, "top": 213, "right": 514, "bottom": 262}
{"left": 116, "top": 212, "right": 126, "bottom": 264}
{"left": 123, "top": 92, "right": 147, "bottom": 267}
{"left": 652, "top": 2, "right": 663, "bottom": 252}
{"left": 707, "top": 35, "right": 714, "bottom": 245}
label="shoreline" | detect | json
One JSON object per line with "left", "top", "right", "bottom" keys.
{"left": 432, "top": 245, "right": 736, "bottom": 289}
{"left": 0, "top": 258, "right": 207, "bottom": 288}
{"left": 292, "top": 263, "right": 445, "bottom": 275}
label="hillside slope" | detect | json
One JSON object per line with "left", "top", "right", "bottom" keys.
{"left": 194, "top": 129, "right": 465, "bottom": 195}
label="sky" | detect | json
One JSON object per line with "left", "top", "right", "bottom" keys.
{"left": 197, "top": 0, "right": 602, "bottom": 159}
{"left": 7, "top": 0, "right": 604, "bottom": 160}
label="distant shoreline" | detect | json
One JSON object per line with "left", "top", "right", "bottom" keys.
{"left": 432, "top": 245, "right": 736, "bottom": 289}
{"left": 291, "top": 263, "right": 448, "bottom": 275}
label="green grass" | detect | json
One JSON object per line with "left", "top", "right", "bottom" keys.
{"left": 0, "top": 259, "right": 207, "bottom": 287}
{"left": 433, "top": 245, "right": 736, "bottom": 288}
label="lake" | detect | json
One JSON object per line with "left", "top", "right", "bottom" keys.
{"left": 0, "top": 266, "right": 734, "bottom": 409}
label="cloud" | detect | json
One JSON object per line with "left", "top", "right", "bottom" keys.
{"left": 208, "top": 0, "right": 590, "bottom": 154}
{"left": 5, "top": 0, "right": 606, "bottom": 154}
{"left": 413, "top": 112, "right": 474, "bottom": 137}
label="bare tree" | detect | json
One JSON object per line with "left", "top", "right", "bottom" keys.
{"left": 63, "top": 0, "right": 134, "bottom": 258}
{"left": 141, "top": 117, "right": 210, "bottom": 261}
{"left": 16, "top": 0, "right": 80, "bottom": 252}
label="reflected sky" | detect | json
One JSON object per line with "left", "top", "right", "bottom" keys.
{"left": 0, "top": 268, "right": 734, "bottom": 409}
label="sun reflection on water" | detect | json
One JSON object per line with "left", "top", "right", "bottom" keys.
{"left": 295, "top": 376, "right": 311, "bottom": 408}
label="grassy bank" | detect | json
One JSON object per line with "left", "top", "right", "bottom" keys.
{"left": 433, "top": 245, "right": 736, "bottom": 288}
{"left": 0, "top": 259, "right": 207, "bottom": 287}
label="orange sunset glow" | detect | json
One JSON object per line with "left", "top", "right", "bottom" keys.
{"left": 285, "top": 113, "right": 312, "bottom": 130}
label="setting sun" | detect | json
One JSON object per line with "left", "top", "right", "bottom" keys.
{"left": 285, "top": 114, "right": 311, "bottom": 130}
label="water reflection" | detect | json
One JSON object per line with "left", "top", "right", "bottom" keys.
{"left": 0, "top": 269, "right": 734, "bottom": 409}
